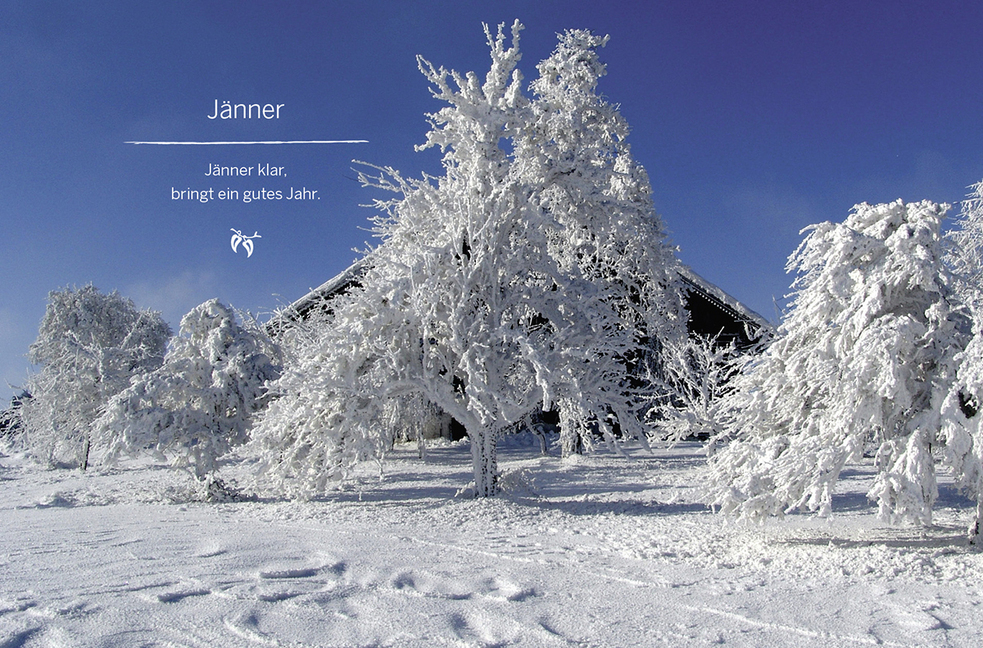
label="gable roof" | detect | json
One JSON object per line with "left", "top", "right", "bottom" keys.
{"left": 266, "top": 257, "right": 372, "bottom": 335}
{"left": 677, "top": 266, "right": 772, "bottom": 348}
{"left": 268, "top": 257, "right": 773, "bottom": 348}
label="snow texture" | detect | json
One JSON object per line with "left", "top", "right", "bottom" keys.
{"left": 1, "top": 436, "right": 981, "bottom": 647}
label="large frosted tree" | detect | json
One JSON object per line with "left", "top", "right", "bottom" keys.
{"left": 518, "top": 28, "right": 684, "bottom": 456}
{"left": 704, "top": 200, "right": 964, "bottom": 524}
{"left": 21, "top": 285, "right": 171, "bottom": 469}
{"left": 251, "top": 22, "right": 685, "bottom": 498}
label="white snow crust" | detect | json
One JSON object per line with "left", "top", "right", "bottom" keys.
{"left": 2, "top": 436, "right": 981, "bottom": 647}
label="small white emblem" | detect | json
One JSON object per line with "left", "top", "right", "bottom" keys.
{"left": 230, "top": 229, "right": 261, "bottom": 257}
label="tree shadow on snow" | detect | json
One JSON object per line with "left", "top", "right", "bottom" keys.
{"left": 779, "top": 523, "right": 974, "bottom": 551}
{"left": 511, "top": 497, "right": 708, "bottom": 518}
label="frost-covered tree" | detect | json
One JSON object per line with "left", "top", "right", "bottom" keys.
{"left": 947, "top": 178, "right": 983, "bottom": 307}
{"left": 941, "top": 326, "right": 983, "bottom": 541}
{"left": 251, "top": 22, "right": 685, "bottom": 498}
{"left": 96, "top": 299, "right": 281, "bottom": 480}
{"left": 653, "top": 334, "right": 747, "bottom": 444}
{"left": 940, "top": 179, "right": 983, "bottom": 541}
{"left": 704, "top": 200, "right": 963, "bottom": 524}
{"left": 21, "top": 285, "right": 171, "bottom": 469}
{"left": 518, "top": 28, "right": 685, "bottom": 457}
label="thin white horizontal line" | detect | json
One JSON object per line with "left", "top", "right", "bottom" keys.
{"left": 124, "top": 140, "right": 369, "bottom": 145}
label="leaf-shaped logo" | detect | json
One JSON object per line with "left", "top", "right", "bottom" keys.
{"left": 231, "top": 228, "right": 260, "bottom": 257}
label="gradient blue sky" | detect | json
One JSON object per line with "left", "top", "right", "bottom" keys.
{"left": 3, "top": 1, "right": 983, "bottom": 398}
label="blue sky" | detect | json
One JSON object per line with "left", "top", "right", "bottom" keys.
{"left": 3, "top": 0, "right": 983, "bottom": 398}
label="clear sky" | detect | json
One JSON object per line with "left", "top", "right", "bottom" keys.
{"left": 3, "top": 0, "right": 983, "bottom": 399}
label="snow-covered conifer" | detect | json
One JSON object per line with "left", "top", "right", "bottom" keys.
{"left": 704, "top": 200, "right": 962, "bottom": 524}
{"left": 251, "top": 22, "right": 685, "bottom": 498}
{"left": 97, "top": 299, "right": 281, "bottom": 479}
{"left": 21, "top": 285, "right": 170, "bottom": 469}
{"left": 519, "top": 28, "right": 685, "bottom": 456}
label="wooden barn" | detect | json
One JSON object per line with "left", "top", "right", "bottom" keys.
{"left": 266, "top": 260, "right": 772, "bottom": 441}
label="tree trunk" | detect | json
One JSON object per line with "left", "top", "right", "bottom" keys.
{"left": 971, "top": 476, "right": 983, "bottom": 545}
{"left": 470, "top": 426, "right": 499, "bottom": 497}
{"left": 559, "top": 401, "right": 583, "bottom": 459}
{"left": 79, "top": 436, "right": 90, "bottom": 472}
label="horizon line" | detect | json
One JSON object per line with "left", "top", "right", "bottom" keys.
{"left": 125, "top": 140, "right": 369, "bottom": 145}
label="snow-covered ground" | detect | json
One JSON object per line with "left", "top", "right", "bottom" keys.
{"left": 2, "top": 435, "right": 982, "bottom": 647}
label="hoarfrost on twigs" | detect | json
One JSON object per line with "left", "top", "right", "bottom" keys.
{"left": 250, "top": 21, "right": 686, "bottom": 498}
{"left": 21, "top": 285, "right": 171, "bottom": 470}
{"left": 96, "top": 299, "right": 281, "bottom": 480}
{"left": 703, "top": 199, "right": 968, "bottom": 527}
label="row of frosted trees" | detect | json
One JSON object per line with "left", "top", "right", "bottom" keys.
{"left": 7, "top": 22, "right": 983, "bottom": 540}
{"left": 12, "top": 291, "right": 280, "bottom": 485}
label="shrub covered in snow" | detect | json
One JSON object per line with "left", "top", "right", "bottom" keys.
{"left": 250, "top": 22, "right": 686, "bottom": 498}
{"left": 97, "top": 299, "right": 281, "bottom": 479}
{"left": 21, "top": 285, "right": 171, "bottom": 469}
{"left": 703, "top": 200, "right": 966, "bottom": 526}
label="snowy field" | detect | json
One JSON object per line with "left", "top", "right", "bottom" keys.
{"left": 2, "top": 434, "right": 982, "bottom": 647}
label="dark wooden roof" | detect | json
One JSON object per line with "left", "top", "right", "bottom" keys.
{"left": 268, "top": 258, "right": 773, "bottom": 347}
{"left": 677, "top": 267, "right": 772, "bottom": 348}
{"left": 266, "top": 257, "right": 371, "bottom": 336}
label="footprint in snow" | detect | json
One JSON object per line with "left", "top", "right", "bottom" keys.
{"left": 155, "top": 588, "right": 211, "bottom": 603}
{"left": 256, "top": 590, "right": 303, "bottom": 603}
{"left": 257, "top": 560, "right": 346, "bottom": 581}
{"left": 258, "top": 567, "right": 319, "bottom": 579}
{"left": 389, "top": 570, "right": 472, "bottom": 600}
{"left": 194, "top": 540, "right": 227, "bottom": 558}
{"left": 478, "top": 577, "right": 537, "bottom": 602}
{"left": 0, "top": 625, "right": 42, "bottom": 648}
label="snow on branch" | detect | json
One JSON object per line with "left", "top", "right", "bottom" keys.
{"left": 250, "top": 22, "right": 687, "bottom": 499}
{"left": 703, "top": 199, "right": 972, "bottom": 528}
